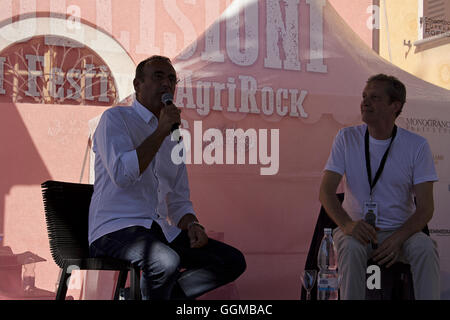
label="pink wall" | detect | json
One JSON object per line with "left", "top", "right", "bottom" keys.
{"left": 328, "top": 0, "right": 374, "bottom": 48}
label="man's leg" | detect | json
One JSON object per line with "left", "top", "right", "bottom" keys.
{"left": 89, "top": 225, "right": 181, "bottom": 300}
{"left": 333, "top": 227, "right": 368, "bottom": 300}
{"left": 401, "top": 232, "right": 440, "bottom": 300}
{"left": 168, "top": 230, "right": 246, "bottom": 299}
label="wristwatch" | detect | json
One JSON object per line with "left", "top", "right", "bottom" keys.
{"left": 187, "top": 221, "right": 205, "bottom": 231}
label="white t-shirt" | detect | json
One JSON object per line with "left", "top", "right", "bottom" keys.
{"left": 325, "top": 124, "right": 438, "bottom": 230}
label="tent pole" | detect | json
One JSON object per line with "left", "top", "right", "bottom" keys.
{"left": 382, "top": 0, "right": 393, "bottom": 62}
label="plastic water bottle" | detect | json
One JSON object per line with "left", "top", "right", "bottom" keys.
{"left": 317, "top": 228, "right": 339, "bottom": 300}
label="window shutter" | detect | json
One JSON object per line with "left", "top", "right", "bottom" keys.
{"left": 422, "top": 0, "right": 450, "bottom": 38}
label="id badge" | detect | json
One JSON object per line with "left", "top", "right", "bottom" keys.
{"left": 363, "top": 201, "right": 378, "bottom": 225}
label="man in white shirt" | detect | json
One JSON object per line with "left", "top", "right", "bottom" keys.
{"left": 319, "top": 74, "right": 440, "bottom": 300}
{"left": 88, "top": 55, "right": 246, "bottom": 300}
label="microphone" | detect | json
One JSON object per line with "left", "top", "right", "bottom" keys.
{"left": 161, "top": 93, "right": 181, "bottom": 142}
{"left": 365, "top": 211, "right": 378, "bottom": 250}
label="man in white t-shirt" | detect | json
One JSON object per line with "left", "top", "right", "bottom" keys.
{"left": 319, "top": 74, "right": 440, "bottom": 300}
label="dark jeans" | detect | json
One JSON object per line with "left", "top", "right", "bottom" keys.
{"left": 89, "top": 223, "right": 246, "bottom": 300}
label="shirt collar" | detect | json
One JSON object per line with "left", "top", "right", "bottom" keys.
{"left": 132, "top": 99, "right": 157, "bottom": 124}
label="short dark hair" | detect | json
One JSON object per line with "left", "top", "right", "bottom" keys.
{"left": 135, "top": 55, "right": 173, "bottom": 80}
{"left": 367, "top": 74, "right": 406, "bottom": 117}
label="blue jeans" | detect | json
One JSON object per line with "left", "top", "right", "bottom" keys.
{"left": 89, "top": 223, "right": 246, "bottom": 300}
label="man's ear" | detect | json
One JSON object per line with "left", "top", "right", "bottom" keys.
{"left": 391, "top": 100, "right": 402, "bottom": 115}
{"left": 133, "top": 78, "right": 140, "bottom": 96}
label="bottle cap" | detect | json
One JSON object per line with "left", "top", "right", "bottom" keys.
{"left": 324, "top": 228, "right": 332, "bottom": 234}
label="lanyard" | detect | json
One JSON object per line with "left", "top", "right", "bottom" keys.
{"left": 364, "top": 125, "right": 397, "bottom": 200}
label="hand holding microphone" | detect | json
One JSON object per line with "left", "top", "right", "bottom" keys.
{"left": 364, "top": 211, "right": 378, "bottom": 250}
{"left": 161, "top": 93, "right": 179, "bottom": 132}
{"left": 159, "top": 93, "right": 181, "bottom": 141}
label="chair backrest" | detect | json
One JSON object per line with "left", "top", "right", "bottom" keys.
{"left": 41, "top": 180, "right": 94, "bottom": 268}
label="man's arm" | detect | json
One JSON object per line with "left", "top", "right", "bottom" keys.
{"left": 319, "top": 170, "right": 377, "bottom": 245}
{"left": 372, "top": 181, "right": 434, "bottom": 267}
{"left": 397, "top": 181, "right": 434, "bottom": 240}
{"left": 136, "top": 129, "right": 167, "bottom": 175}
{"left": 136, "top": 103, "right": 181, "bottom": 175}
{"left": 166, "top": 152, "right": 208, "bottom": 249}
{"left": 319, "top": 170, "right": 350, "bottom": 228}
{"left": 177, "top": 213, "right": 199, "bottom": 229}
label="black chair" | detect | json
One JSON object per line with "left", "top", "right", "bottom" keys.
{"left": 301, "top": 193, "right": 429, "bottom": 300}
{"left": 41, "top": 180, "right": 141, "bottom": 300}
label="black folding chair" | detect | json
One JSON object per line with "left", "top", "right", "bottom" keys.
{"left": 41, "top": 180, "right": 141, "bottom": 300}
{"left": 301, "top": 193, "right": 429, "bottom": 300}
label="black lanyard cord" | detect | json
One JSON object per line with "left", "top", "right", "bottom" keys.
{"left": 364, "top": 125, "right": 397, "bottom": 197}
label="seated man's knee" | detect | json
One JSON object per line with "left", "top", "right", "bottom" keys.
{"left": 159, "top": 251, "right": 181, "bottom": 275}
{"left": 406, "top": 233, "right": 437, "bottom": 258}
{"left": 223, "top": 247, "right": 246, "bottom": 281}
{"left": 338, "top": 236, "right": 367, "bottom": 259}
{"left": 233, "top": 250, "right": 247, "bottom": 278}
{"left": 143, "top": 247, "right": 180, "bottom": 278}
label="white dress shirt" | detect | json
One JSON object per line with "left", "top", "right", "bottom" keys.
{"left": 88, "top": 99, "right": 195, "bottom": 245}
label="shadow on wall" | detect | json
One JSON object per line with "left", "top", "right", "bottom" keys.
{"left": 0, "top": 102, "right": 52, "bottom": 297}
{"left": 0, "top": 102, "right": 52, "bottom": 243}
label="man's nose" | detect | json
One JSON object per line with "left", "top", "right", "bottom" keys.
{"left": 160, "top": 78, "right": 172, "bottom": 89}
{"left": 160, "top": 75, "right": 174, "bottom": 86}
